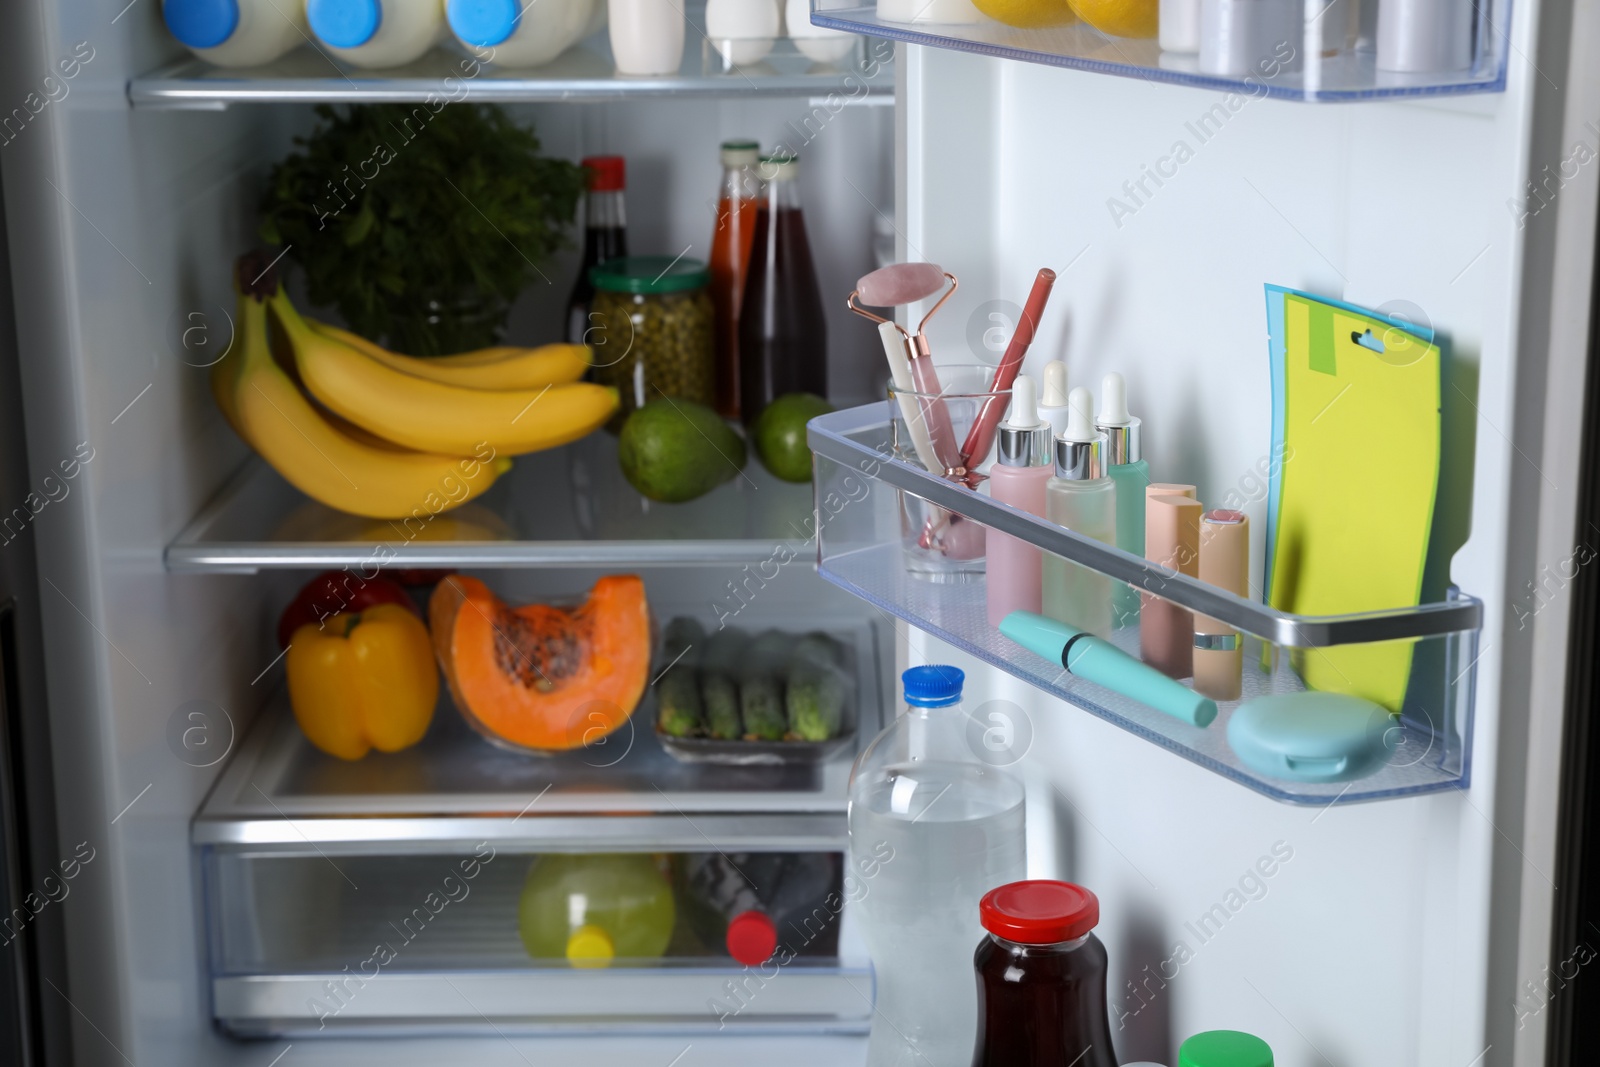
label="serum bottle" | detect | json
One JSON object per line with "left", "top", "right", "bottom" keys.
{"left": 1043, "top": 387, "right": 1117, "bottom": 638}
{"left": 1097, "top": 373, "right": 1149, "bottom": 627}
{"left": 986, "top": 375, "right": 1054, "bottom": 626}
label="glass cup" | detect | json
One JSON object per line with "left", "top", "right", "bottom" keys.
{"left": 887, "top": 364, "right": 1009, "bottom": 583}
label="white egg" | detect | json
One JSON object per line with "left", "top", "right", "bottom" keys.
{"left": 706, "top": 0, "right": 779, "bottom": 65}
{"left": 785, "top": 0, "right": 855, "bottom": 62}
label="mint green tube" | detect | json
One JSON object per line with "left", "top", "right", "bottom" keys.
{"left": 999, "top": 611, "right": 1217, "bottom": 728}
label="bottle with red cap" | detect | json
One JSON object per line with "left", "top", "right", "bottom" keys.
{"left": 675, "top": 851, "right": 842, "bottom": 966}
{"left": 971, "top": 880, "right": 1119, "bottom": 1067}
{"left": 566, "top": 155, "right": 629, "bottom": 345}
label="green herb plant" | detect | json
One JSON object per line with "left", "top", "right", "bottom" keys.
{"left": 259, "top": 103, "right": 584, "bottom": 356}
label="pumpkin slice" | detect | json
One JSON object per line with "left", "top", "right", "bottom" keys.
{"left": 430, "top": 575, "right": 651, "bottom": 752}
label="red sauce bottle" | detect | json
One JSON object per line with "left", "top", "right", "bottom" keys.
{"left": 971, "top": 881, "right": 1119, "bottom": 1067}
{"left": 710, "top": 140, "right": 761, "bottom": 420}
{"left": 737, "top": 153, "right": 827, "bottom": 426}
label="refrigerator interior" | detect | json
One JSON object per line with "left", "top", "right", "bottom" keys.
{"left": 0, "top": 2, "right": 896, "bottom": 1061}
{"left": 0, "top": 0, "right": 1593, "bottom": 1059}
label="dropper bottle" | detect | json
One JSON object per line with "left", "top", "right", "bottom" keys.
{"left": 1043, "top": 387, "right": 1117, "bottom": 638}
{"left": 986, "top": 375, "right": 1054, "bottom": 626}
{"left": 1096, "top": 372, "right": 1149, "bottom": 628}
{"left": 1038, "top": 361, "right": 1071, "bottom": 440}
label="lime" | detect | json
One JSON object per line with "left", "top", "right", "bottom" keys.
{"left": 754, "top": 393, "right": 833, "bottom": 484}
{"left": 618, "top": 398, "right": 746, "bottom": 503}
{"left": 973, "top": 0, "right": 1077, "bottom": 27}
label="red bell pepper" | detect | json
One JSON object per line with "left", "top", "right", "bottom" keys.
{"left": 276, "top": 569, "right": 420, "bottom": 648}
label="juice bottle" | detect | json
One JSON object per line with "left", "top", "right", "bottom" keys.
{"left": 737, "top": 153, "right": 827, "bottom": 426}
{"left": 674, "top": 851, "right": 843, "bottom": 963}
{"left": 566, "top": 156, "right": 629, "bottom": 345}
{"left": 517, "top": 853, "right": 674, "bottom": 967}
{"left": 849, "top": 666, "right": 1026, "bottom": 1067}
{"left": 971, "top": 880, "right": 1119, "bottom": 1067}
{"left": 710, "top": 140, "right": 762, "bottom": 419}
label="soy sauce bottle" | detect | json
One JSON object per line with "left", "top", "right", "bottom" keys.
{"left": 737, "top": 152, "right": 827, "bottom": 426}
{"left": 971, "top": 881, "right": 1119, "bottom": 1067}
{"left": 566, "top": 156, "right": 629, "bottom": 345}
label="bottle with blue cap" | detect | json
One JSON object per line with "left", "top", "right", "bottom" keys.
{"left": 162, "top": 0, "right": 307, "bottom": 67}
{"left": 446, "top": 0, "right": 599, "bottom": 68}
{"left": 848, "top": 664, "right": 1026, "bottom": 1067}
{"left": 306, "top": 0, "right": 444, "bottom": 69}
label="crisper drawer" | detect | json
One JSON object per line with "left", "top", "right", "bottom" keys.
{"left": 203, "top": 846, "right": 873, "bottom": 1037}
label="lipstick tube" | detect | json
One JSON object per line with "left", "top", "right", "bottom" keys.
{"left": 1141, "top": 485, "right": 1201, "bottom": 680}
{"left": 1195, "top": 509, "right": 1250, "bottom": 701}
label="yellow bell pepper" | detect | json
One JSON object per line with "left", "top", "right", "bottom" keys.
{"left": 286, "top": 603, "right": 438, "bottom": 760}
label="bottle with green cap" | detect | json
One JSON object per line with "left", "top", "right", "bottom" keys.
{"left": 1179, "top": 1030, "right": 1275, "bottom": 1067}
{"left": 588, "top": 255, "right": 715, "bottom": 430}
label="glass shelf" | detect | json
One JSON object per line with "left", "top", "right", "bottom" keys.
{"left": 168, "top": 430, "right": 817, "bottom": 572}
{"left": 130, "top": 31, "right": 892, "bottom": 109}
{"left": 810, "top": 0, "right": 1507, "bottom": 102}
{"left": 807, "top": 403, "right": 1481, "bottom": 805}
{"left": 194, "top": 613, "right": 886, "bottom": 848}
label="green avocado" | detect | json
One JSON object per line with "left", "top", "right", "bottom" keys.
{"left": 753, "top": 393, "right": 833, "bottom": 484}
{"left": 618, "top": 398, "right": 747, "bottom": 503}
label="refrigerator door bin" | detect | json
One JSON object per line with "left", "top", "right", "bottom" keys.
{"left": 808, "top": 403, "right": 1481, "bottom": 805}
{"left": 202, "top": 847, "right": 870, "bottom": 1036}
{"left": 810, "top": 0, "right": 1507, "bottom": 102}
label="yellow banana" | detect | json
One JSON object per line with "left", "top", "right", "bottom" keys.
{"left": 306, "top": 318, "right": 590, "bottom": 391}
{"left": 271, "top": 290, "right": 618, "bottom": 458}
{"left": 219, "top": 286, "right": 513, "bottom": 520}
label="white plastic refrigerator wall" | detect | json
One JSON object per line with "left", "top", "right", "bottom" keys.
{"left": 0, "top": 0, "right": 1595, "bottom": 1059}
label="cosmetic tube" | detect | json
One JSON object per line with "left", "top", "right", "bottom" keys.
{"left": 1001, "top": 611, "right": 1218, "bottom": 728}
{"left": 1142, "top": 486, "right": 1201, "bottom": 679}
{"left": 1195, "top": 509, "right": 1250, "bottom": 701}
{"left": 987, "top": 376, "right": 1054, "bottom": 626}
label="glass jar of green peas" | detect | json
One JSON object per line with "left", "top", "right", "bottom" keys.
{"left": 588, "top": 256, "right": 716, "bottom": 430}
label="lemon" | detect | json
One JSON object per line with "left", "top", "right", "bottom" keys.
{"left": 973, "top": 0, "right": 1077, "bottom": 27}
{"left": 1068, "top": 0, "right": 1156, "bottom": 36}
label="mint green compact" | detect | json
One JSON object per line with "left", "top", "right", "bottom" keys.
{"left": 1179, "top": 1030, "right": 1274, "bottom": 1067}
{"left": 1226, "top": 692, "right": 1396, "bottom": 783}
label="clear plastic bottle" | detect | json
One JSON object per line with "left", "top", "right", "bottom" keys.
{"left": 1043, "top": 386, "right": 1116, "bottom": 638}
{"left": 162, "top": 0, "right": 307, "bottom": 67}
{"left": 305, "top": 0, "right": 444, "bottom": 68}
{"left": 849, "top": 665, "right": 1026, "bottom": 1067}
{"left": 517, "top": 853, "right": 675, "bottom": 967}
{"left": 1096, "top": 372, "right": 1149, "bottom": 628}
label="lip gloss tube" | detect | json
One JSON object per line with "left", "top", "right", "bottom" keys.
{"left": 1141, "top": 486, "right": 1201, "bottom": 680}
{"left": 1195, "top": 509, "right": 1250, "bottom": 701}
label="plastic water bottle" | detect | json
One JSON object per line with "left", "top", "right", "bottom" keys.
{"left": 517, "top": 853, "right": 675, "bottom": 967}
{"left": 848, "top": 665, "right": 1027, "bottom": 1067}
{"left": 446, "top": 0, "right": 596, "bottom": 68}
{"left": 306, "top": 0, "right": 444, "bottom": 68}
{"left": 162, "top": 0, "right": 307, "bottom": 67}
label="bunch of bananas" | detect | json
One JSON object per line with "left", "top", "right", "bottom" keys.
{"left": 212, "top": 253, "right": 618, "bottom": 520}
